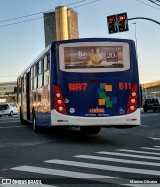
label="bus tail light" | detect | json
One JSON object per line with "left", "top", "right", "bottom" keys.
{"left": 127, "top": 84, "right": 138, "bottom": 114}
{"left": 53, "top": 85, "right": 67, "bottom": 115}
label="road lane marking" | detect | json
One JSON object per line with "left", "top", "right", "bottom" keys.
{"left": 149, "top": 137, "right": 160, "bottom": 141}
{"left": 141, "top": 113, "right": 160, "bottom": 117}
{"left": 0, "top": 120, "right": 20, "bottom": 123}
{"left": 44, "top": 159, "right": 160, "bottom": 176}
{"left": 0, "top": 126, "right": 23, "bottom": 129}
{"left": 74, "top": 155, "right": 160, "bottom": 167}
{"left": 117, "top": 149, "right": 160, "bottom": 156}
{"left": 11, "top": 165, "right": 115, "bottom": 179}
{"left": 140, "top": 147, "right": 160, "bottom": 151}
{"left": 97, "top": 151, "right": 160, "bottom": 160}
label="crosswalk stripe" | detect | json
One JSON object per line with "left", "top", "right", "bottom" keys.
{"left": 140, "top": 147, "right": 160, "bottom": 151}
{"left": 11, "top": 165, "right": 157, "bottom": 187}
{"left": 97, "top": 151, "right": 160, "bottom": 160}
{"left": 11, "top": 165, "right": 114, "bottom": 179}
{"left": 117, "top": 149, "right": 160, "bottom": 156}
{"left": 74, "top": 154, "right": 160, "bottom": 167}
{"left": 44, "top": 159, "right": 160, "bottom": 176}
{"left": 154, "top": 146, "right": 160, "bottom": 148}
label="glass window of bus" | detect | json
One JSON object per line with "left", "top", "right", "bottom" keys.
{"left": 31, "top": 67, "right": 34, "bottom": 78}
{"left": 44, "top": 54, "right": 50, "bottom": 71}
{"left": 44, "top": 56, "right": 47, "bottom": 71}
{"left": 18, "top": 78, "right": 21, "bottom": 93}
{"left": 38, "top": 74, "right": 43, "bottom": 88}
{"left": 44, "top": 70, "right": 49, "bottom": 86}
{"left": 59, "top": 42, "right": 130, "bottom": 72}
{"left": 38, "top": 60, "right": 42, "bottom": 74}
{"left": 34, "top": 77, "right": 37, "bottom": 89}
{"left": 21, "top": 76, "right": 23, "bottom": 89}
{"left": 31, "top": 78, "right": 34, "bottom": 90}
{"left": 47, "top": 54, "right": 50, "bottom": 69}
{"left": 23, "top": 74, "right": 26, "bottom": 92}
{"left": 34, "top": 65, "right": 37, "bottom": 77}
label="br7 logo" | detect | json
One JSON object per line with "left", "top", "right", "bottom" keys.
{"left": 69, "top": 83, "right": 88, "bottom": 91}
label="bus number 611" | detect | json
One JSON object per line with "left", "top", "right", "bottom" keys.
{"left": 119, "top": 82, "right": 131, "bottom": 90}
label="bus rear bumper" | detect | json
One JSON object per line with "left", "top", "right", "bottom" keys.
{"left": 51, "top": 109, "right": 140, "bottom": 127}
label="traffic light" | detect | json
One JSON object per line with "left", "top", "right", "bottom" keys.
{"left": 117, "top": 12, "right": 129, "bottom": 32}
{"left": 107, "top": 15, "right": 118, "bottom": 34}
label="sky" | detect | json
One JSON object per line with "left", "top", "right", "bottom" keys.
{"left": 0, "top": 0, "right": 159, "bottom": 84}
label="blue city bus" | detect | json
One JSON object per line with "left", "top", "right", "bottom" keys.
{"left": 17, "top": 38, "right": 140, "bottom": 134}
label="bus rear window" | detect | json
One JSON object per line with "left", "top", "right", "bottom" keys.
{"left": 59, "top": 42, "right": 130, "bottom": 72}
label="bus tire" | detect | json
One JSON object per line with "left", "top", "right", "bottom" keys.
{"left": 80, "top": 127, "right": 101, "bottom": 134}
{"left": 32, "top": 111, "right": 40, "bottom": 133}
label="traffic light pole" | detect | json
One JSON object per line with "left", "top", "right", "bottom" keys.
{"left": 128, "top": 17, "right": 160, "bottom": 25}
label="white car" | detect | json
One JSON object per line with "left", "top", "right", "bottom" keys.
{"left": 0, "top": 103, "right": 18, "bottom": 117}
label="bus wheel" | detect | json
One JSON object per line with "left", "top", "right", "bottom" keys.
{"left": 80, "top": 127, "right": 101, "bottom": 134}
{"left": 32, "top": 112, "right": 40, "bottom": 133}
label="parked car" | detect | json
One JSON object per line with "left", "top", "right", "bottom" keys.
{"left": 0, "top": 103, "right": 18, "bottom": 117}
{"left": 143, "top": 98, "right": 160, "bottom": 112}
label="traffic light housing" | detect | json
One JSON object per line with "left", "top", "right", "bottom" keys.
{"left": 117, "top": 13, "right": 129, "bottom": 32}
{"left": 107, "top": 15, "right": 118, "bottom": 34}
{"left": 107, "top": 12, "right": 129, "bottom": 34}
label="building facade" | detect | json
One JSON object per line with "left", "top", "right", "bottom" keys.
{"left": 141, "top": 81, "right": 160, "bottom": 99}
{"left": 44, "top": 6, "right": 79, "bottom": 47}
{"left": 0, "top": 81, "right": 17, "bottom": 103}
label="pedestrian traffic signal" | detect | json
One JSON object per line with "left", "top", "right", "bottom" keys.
{"left": 107, "top": 15, "right": 118, "bottom": 34}
{"left": 107, "top": 12, "right": 129, "bottom": 34}
{"left": 117, "top": 13, "right": 129, "bottom": 32}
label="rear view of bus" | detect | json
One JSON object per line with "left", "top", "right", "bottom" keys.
{"left": 52, "top": 38, "right": 140, "bottom": 133}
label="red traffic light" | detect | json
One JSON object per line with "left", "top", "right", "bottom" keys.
{"left": 107, "top": 15, "right": 118, "bottom": 34}
{"left": 108, "top": 17, "right": 114, "bottom": 23}
{"left": 118, "top": 15, "right": 125, "bottom": 21}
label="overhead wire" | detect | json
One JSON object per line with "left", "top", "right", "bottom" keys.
{"left": 0, "top": 0, "right": 88, "bottom": 23}
{"left": 135, "top": 0, "right": 160, "bottom": 10}
{"left": 148, "top": 0, "right": 160, "bottom": 6}
{"left": 0, "top": 0, "right": 100, "bottom": 28}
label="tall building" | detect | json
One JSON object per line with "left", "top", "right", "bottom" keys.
{"left": 44, "top": 6, "right": 79, "bottom": 47}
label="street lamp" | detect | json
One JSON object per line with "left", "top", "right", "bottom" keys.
{"left": 132, "top": 22, "right": 138, "bottom": 60}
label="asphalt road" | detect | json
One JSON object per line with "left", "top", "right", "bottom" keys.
{"left": 0, "top": 111, "right": 160, "bottom": 187}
